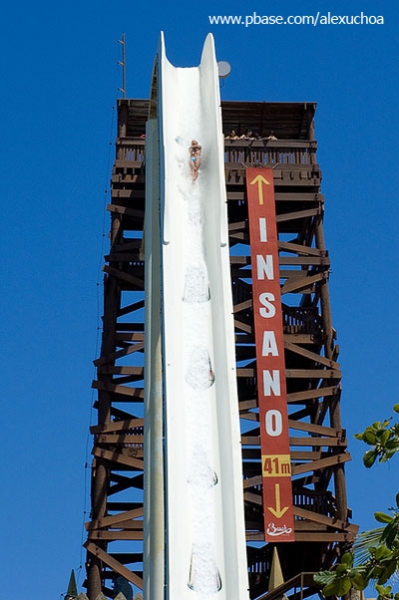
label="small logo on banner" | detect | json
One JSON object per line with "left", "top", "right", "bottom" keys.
{"left": 266, "top": 523, "right": 293, "bottom": 537}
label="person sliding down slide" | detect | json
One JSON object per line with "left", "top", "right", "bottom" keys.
{"left": 189, "top": 140, "right": 202, "bottom": 181}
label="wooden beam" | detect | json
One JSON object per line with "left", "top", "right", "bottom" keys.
{"left": 291, "top": 450, "right": 322, "bottom": 461}
{"left": 244, "top": 491, "right": 263, "bottom": 506}
{"left": 90, "top": 418, "right": 144, "bottom": 434}
{"left": 284, "top": 340, "right": 340, "bottom": 369}
{"left": 290, "top": 437, "right": 347, "bottom": 448}
{"left": 246, "top": 531, "right": 355, "bottom": 542}
{"left": 228, "top": 192, "right": 323, "bottom": 204}
{"left": 241, "top": 436, "right": 260, "bottom": 446}
{"left": 92, "top": 380, "right": 144, "bottom": 399}
{"left": 291, "top": 453, "right": 351, "bottom": 476}
{"left": 241, "top": 437, "right": 347, "bottom": 450}
{"left": 244, "top": 475, "right": 262, "bottom": 489}
{"left": 293, "top": 506, "right": 358, "bottom": 534}
{"left": 229, "top": 220, "right": 247, "bottom": 231}
{"left": 294, "top": 521, "right": 329, "bottom": 531}
{"left": 285, "top": 369, "right": 341, "bottom": 379}
{"left": 234, "top": 319, "right": 253, "bottom": 334}
{"left": 239, "top": 399, "right": 257, "bottom": 411}
{"left": 111, "top": 240, "right": 142, "bottom": 252}
{"left": 279, "top": 256, "right": 330, "bottom": 266}
{"left": 233, "top": 299, "right": 253, "bottom": 313}
{"left": 287, "top": 386, "right": 338, "bottom": 403}
{"left": 99, "top": 366, "right": 144, "bottom": 376}
{"left": 230, "top": 256, "right": 249, "bottom": 265}
{"left": 284, "top": 334, "right": 320, "bottom": 344}
{"left": 106, "top": 519, "right": 144, "bottom": 530}
{"left": 103, "top": 265, "right": 144, "bottom": 289}
{"left": 107, "top": 203, "right": 145, "bottom": 219}
{"left": 114, "top": 332, "right": 144, "bottom": 341}
{"left": 88, "top": 530, "right": 143, "bottom": 540}
{"left": 85, "top": 542, "right": 144, "bottom": 589}
{"left": 235, "top": 255, "right": 328, "bottom": 269}
{"left": 94, "top": 341, "right": 144, "bottom": 367}
{"left": 278, "top": 241, "right": 326, "bottom": 257}
{"left": 96, "top": 434, "right": 144, "bottom": 444}
{"left": 111, "top": 160, "right": 143, "bottom": 172}
{"left": 281, "top": 271, "right": 328, "bottom": 295}
{"left": 240, "top": 412, "right": 259, "bottom": 421}
{"left": 114, "top": 332, "right": 145, "bottom": 342}
{"left": 85, "top": 507, "right": 144, "bottom": 531}
{"left": 291, "top": 532, "right": 355, "bottom": 542}
{"left": 237, "top": 368, "right": 255, "bottom": 377}
{"left": 92, "top": 447, "right": 144, "bottom": 470}
{"left": 288, "top": 419, "right": 343, "bottom": 438}
{"left": 229, "top": 232, "right": 249, "bottom": 241}
{"left": 276, "top": 207, "right": 321, "bottom": 223}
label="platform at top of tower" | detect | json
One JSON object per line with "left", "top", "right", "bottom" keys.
{"left": 117, "top": 98, "right": 316, "bottom": 140}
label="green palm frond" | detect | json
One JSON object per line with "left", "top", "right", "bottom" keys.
{"left": 354, "top": 527, "right": 385, "bottom": 564}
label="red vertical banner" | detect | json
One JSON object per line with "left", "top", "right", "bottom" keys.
{"left": 246, "top": 168, "right": 295, "bottom": 542}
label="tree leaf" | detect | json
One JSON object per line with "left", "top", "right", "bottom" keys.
{"left": 380, "top": 451, "right": 395, "bottom": 464}
{"left": 375, "top": 541, "right": 393, "bottom": 559}
{"left": 381, "top": 430, "right": 391, "bottom": 446}
{"left": 363, "top": 429, "right": 377, "bottom": 445}
{"left": 376, "top": 584, "right": 392, "bottom": 595}
{"left": 375, "top": 512, "right": 393, "bottom": 524}
{"left": 384, "top": 440, "right": 399, "bottom": 451}
{"left": 378, "top": 560, "right": 398, "bottom": 584}
{"left": 341, "top": 552, "right": 354, "bottom": 567}
{"left": 364, "top": 449, "right": 378, "bottom": 468}
{"left": 314, "top": 571, "right": 336, "bottom": 586}
{"left": 324, "top": 576, "right": 352, "bottom": 597}
{"left": 336, "top": 564, "right": 348, "bottom": 576}
{"left": 376, "top": 428, "right": 388, "bottom": 441}
{"left": 351, "top": 572, "right": 368, "bottom": 591}
{"left": 381, "top": 522, "right": 399, "bottom": 549}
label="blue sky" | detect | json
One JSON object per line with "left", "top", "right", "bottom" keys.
{"left": 1, "top": 0, "right": 398, "bottom": 598}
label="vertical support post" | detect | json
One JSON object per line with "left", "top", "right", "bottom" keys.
{"left": 309, "top": 118, "right": 317, "bottom": 165}
{"left": 314, "top": 215, "right": 348, "bottom": 522}
{"left": 87, "top": 215, "right": 122, "bottom": 600}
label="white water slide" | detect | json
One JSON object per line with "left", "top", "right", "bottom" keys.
{"left": 144, "top": 34, "right": 249, "bottom": 600}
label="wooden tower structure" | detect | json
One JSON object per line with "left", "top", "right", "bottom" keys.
{"left": 83, "top": 98, "right": 357, "bottom": 599}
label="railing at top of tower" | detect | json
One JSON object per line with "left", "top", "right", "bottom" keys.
{"left": 114, "top": 137, "right": 318, "bottom": 168}
{"left": 224, "top": 138, "right": 317, "bottom": 166}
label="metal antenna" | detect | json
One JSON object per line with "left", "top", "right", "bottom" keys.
{"left": 118, "top": 33, "right": 126, "bottom": 97}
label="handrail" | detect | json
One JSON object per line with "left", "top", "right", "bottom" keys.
{"left": 115, "top": 137, "right": 318, "bottom": 167}
{"left": 283, "top": 307, "right": 323, "bottom": 335}
{"left": 225, "top": 139, "right": 317, "bottom": 166}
